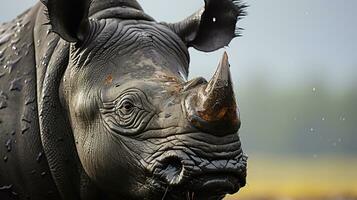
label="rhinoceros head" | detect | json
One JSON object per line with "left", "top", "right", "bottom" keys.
{"left": 41, "top": 0, "right": 247, "bottom": 199}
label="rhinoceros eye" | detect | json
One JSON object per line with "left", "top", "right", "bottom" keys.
{"left": 101, "top": 88, "right": 155, "bottom": 135}
{"left": 119, "top": 100, "right": 135, "bottom": 114}
{"left": 123, "top": 101, "right": 134, "bottom": 110}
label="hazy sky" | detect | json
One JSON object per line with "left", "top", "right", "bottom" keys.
{"left": 1, "top": 0, "right": 356, "bottom": 91}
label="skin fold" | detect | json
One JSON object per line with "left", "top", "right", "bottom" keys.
{"left": 0, "top": 0, "right": 248, "bottom": 199}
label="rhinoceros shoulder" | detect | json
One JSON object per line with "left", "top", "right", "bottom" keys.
{"left": 0, "top": 5, "right": 60, "bottom": 200}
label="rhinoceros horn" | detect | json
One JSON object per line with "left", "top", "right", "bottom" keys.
{"left": 165, "top": 0, "right": 247, "bottom": 52}
{"left": 186, "top": 52, "right": 241, "bottom": 136}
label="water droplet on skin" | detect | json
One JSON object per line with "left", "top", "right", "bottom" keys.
{"left": 6, "top": 57, "right": 21, "bottom": 74}
{"left": 10, "top": 38, "right": 20, "bottom": 45}
{"left": 0, "top": 99, "right": 7, "bottom": 109}
{"left": 11, "top": 191, "right": 18, "bottom": 196}
{"left": 36, "top": 152, "right": 43, "bottom": 163}
{"left": 0, "top": 91, "right": 8, "bottom": 100}
{"left": 0, "top": 33, "right": 12, "bottom": 45}
{"left": 0, "top": 184, "right": 13, "bottom": 190}
{"left": 9, "top": 77, "right": 22, "bottom": 91}
{"left": 5, "top": 139, "right": 11, "bottom": 152}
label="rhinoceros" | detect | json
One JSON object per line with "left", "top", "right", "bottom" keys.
{"left": 0, "top": 0, "right": 248, "bottom": 199}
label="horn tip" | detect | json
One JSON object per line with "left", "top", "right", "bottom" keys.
{"left": 223, "top": 51, "right": 228, "bottom": 59}
{"left": 221, "top": 51, "right": 230, "bottom": 69}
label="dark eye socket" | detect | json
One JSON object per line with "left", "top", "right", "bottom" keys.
{"left": 120, "top": 100, "right": 135, "bottom": 111}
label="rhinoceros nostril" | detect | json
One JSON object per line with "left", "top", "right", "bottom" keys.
{"left": 160, "top": 157, "right": 184, "bottom": 185}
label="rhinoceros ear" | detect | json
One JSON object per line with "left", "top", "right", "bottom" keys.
{"left": 41, "top": 0, "right": 91, "bottom": 42}
{"left": 166, "top": 0, "right": 247, "bottom": 52}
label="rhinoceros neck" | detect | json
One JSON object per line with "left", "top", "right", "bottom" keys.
{"left": 89, "top": 0, "right": 143, "bottom": 16}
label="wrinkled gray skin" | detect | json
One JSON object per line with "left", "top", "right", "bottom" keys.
{"left": 0, "top": 0, "right": 248, "bottom": 199}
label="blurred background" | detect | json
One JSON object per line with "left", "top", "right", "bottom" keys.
{"left": 1, "top": 0, "right": 356, "bottom": 199}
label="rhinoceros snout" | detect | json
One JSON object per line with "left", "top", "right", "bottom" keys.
{"left": 152, "top": 149, "right": 247, "bottom": 199}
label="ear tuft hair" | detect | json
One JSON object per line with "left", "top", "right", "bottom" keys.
{"left": 232, "top": 0, "right": 248, "bottom": 37}
{"left": 166, "top": 0, "right": 248, "bottom": 52}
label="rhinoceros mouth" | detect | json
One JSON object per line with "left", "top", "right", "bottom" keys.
{"left": 150, "top": 149, "right": 247, "bottom": 199}
{"left": 185, "top": 173, "right": 244, "bottom": 199}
